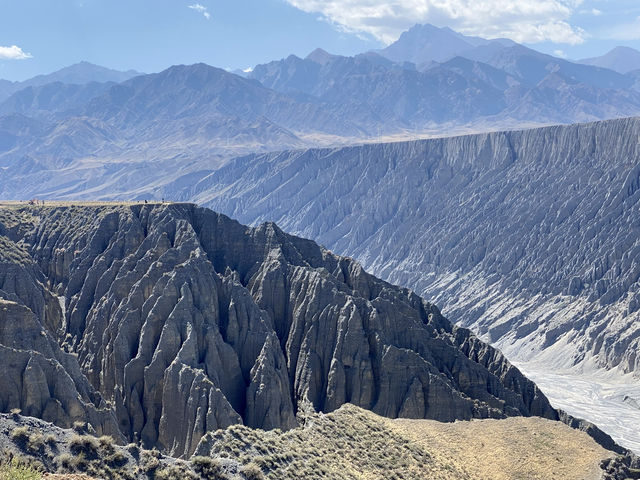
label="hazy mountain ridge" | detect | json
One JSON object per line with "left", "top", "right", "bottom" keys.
{"left": 580, "top": 46, "right": 640, "bottom": 74}
{"left": 250, "top": 25, "right": 640, "bottom": 129}
{"left": 1, "top": 24, "right": 640, "bottom": 183}
{"left": 0, "top": 81, "right": 115, "bottom": 118}
{"left": 0, "top": 62, "right": 141, "bottom": 103}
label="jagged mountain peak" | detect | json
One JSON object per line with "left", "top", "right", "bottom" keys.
{"left": 306, "top": 47, "right": 338, "bottom": 65}
{"left": 379, "top": 23, "right": 476, "bottom": 64}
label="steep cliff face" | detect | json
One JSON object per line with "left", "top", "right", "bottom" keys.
{"left": 0, "top": 209, "right": 120, "bottom": 438}
{"left": 178, "top": 117, "right": 640, "bottom": 379}
{"left": 0, "top": 203, "right": 556, "bottom": 458}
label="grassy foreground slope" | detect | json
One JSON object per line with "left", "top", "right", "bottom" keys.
{"left": 0, "top": 402, "right": 619, "bottom": 480}
{"left": 196, "top": 404, "right": 612, "bottom": 480}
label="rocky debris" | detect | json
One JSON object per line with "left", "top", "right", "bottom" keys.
{"left": 601, "top": 453, "right": 640, "bottom": 480}
{"left": 0, "top": 203, "right": 557, "bottom": 457}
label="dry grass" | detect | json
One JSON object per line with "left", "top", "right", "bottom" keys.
{"left": 200, "top": 404, "right": 471, "bottom": 480}
{"left": 387, "top": 415, "right": 612, "bottom": 480}
{"left": 197, "top": 404, "right": 615, "bottom": 480}
{"left": 42, "top": 475, "right": 99, "bottom": 479}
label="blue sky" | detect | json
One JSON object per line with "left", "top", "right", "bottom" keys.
{"left": 1, "top": 0, "right": 639, "bottom": 81}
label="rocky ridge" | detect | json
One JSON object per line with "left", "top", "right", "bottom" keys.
{"left": 167, "top": 116, "right": 640, "bottom": 450}
{"left": 178, "top": 117, "right": 640, "bottom": 376}
{"left": 0, "top": 203, "right": 556, "bottom": 458}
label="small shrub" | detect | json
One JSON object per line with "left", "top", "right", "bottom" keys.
{"left": 73, "top": 453, "right": 89, "bottom": 472}
{"left": 10, "top": 427, "right": 30, "bottom": 447}
{"left": 69, "top": 434, "right": 99, "bottom": 457}
{"left": 105, "top": 450, "right": 128, "bottom": 468}
{"left": 27, "top": 433, "right": 44, "bottom": 454}
{"left": 241, "top": 462, "right": 265, "bottom": 480}
{"left": 72, "top": 421, "right": 87, "bottom": 433}
{"left": 10, "top": 408, "right": 22, "bottom": 418}
{"left": 191, "top": 456, "right": 227, "bottom": 479}
{"left": 127, "top": 442, "right": 140, "bottom": 457}
{"left": 56, "top": 453, "right": 74, "bottom": 470}
{"left": 44, "top": 434, "right": 57, "bottom": 447}
{"left": 156, "top": 464, "right": 198, "bottom": 480}
{"left": 98, "top": 435, "right": 115, "bottom": 447}
{"left": 139, "top": 452, "right": 160, "bottom": 474}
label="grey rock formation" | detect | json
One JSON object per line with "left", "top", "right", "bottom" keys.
{"left": 179, "top": 117, "right": 640, "bottom": 376}
{"left": 168, "top": 117, "right": 640, "bottom": 449}
{"left": 0, "top": 209, "right": 120, "bottom": 437}
{"left": 0, "top": 203, "right": 556, "bottom": 458}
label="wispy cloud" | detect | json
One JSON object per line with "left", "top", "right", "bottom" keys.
{"left": 284, "top": 0, "right": 586, "bottom": 45}
{"left": 189, "top": 3, "right": 211, "bottom": 20}
{"left": 591, "top": 8, "right": 602, "bottom": 16}
{"left": 0, "top": 45, "right": 32, "bottom": 60}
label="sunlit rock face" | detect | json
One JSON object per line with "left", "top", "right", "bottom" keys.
{"left": 0, "top": 203, "right": 554, "bottom": 457}
{"left": 183, "top": 117, "right": 640, "bottom": 377}
{"left": 171, "top": 116, "right": 640, "bottom": 451}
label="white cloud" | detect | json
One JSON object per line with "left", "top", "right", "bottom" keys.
{"left": 0, "top": 45, "right": 32, "bottom": 60}
{"left": 554, "top": 49, "right": 567, "bottom": 57}
{"left": 188, "top": 3, "right": 211, "bottom": 20}
{"left": 284, "top": 0, "right": 586, "bottom": 45}
{"left": 592, "top": 8, "right": 602, "bottom": 16}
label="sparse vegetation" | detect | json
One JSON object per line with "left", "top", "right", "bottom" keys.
{"left": 69, "top": 434, "right": 99, "bottom": 457}
{"left": 240, "top": 462, "right": 265, "bottom": 480}
{"left": 44, "top": 434, "right": 57, "bottom": 447}
{"left": 26, "top": 433, "right": 45, "bottom": 454}
{"left": 0, "top": 458, "right": 42, "bottom": 480}
{"left": 72, "top": 420, "right": 88, "bottom": 433}
{"left": 10, "top": 426, "right": 31, "bottom": 447}
{"left": 0, "top": 398, "right": 619, "bottom": 480}
{"left": 156, "top": 463, "right": 199, "bottom": 480}
{"left": 190, "top": 455, "right": 228, "bottom": 479}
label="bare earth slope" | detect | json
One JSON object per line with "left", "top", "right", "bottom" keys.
{"left": 170, "top": 116, "right": 640, "bottom": 451}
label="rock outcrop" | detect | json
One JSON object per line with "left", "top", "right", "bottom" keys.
{"left": 0, "top": 209, "right": 120, "bottom": 438}
{"left": 0, "top": 203, "right": 556, "bottom": 457}
{"left": 176, "top": 117, "right": 640, "bottom": 376}
{"left": 168, "top": 117, "right": 640, "bottom": 451}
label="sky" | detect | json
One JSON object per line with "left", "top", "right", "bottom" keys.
{"left": 1, "top": 0, "right": 640, "bottom": 81}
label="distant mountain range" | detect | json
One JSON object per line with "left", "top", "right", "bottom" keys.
{"left": 250, "top": 25, "right": 640, "bottom": 131}
{"left": 0, "top": 61, "right": 141, "bottom": 102}
{"left": 1, "top": 24, "right": 640, "bottom": 200}
{"left": 580, "top": 46, "right": 640, "bottom": 74}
